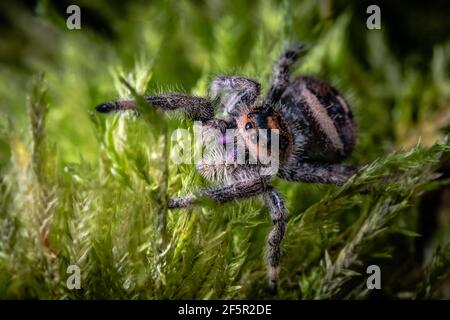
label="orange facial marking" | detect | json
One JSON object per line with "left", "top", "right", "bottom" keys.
{"left": 267, "top": 116, "right": 280, "bottom": 131}
{"left": 238, "top": 112, "right": 259, "bottom": 158}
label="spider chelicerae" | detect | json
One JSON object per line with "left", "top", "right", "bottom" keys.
{"left": 95, "top": 44, "right": 357, "bottom": 294}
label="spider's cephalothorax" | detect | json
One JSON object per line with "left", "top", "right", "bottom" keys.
{"left": 95, "top": 45, "right": 357, "bottom": 294}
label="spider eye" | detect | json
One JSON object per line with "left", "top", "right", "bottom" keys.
{"left": 245, "top": 122, "right": 253, "bottom": 130}
{"left": 250, "top": 132, "right": 258, "bottom": 143}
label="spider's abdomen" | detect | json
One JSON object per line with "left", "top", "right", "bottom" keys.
{"left": 278, "top": 76, "right": 356, "bottom": 163}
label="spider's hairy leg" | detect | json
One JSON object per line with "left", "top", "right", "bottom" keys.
{"left": 278, "top": 162, "right": 357, "bottom": 186}
{"left": 210, "top": 76, "right": 261, "bottom": 116}
{"left": 263, "top": 187, "right": 287, "bottom": 295}
{"left": 203, "top": 118, "right": 233, "bottom": 133}
{"left": 168, "top": 176, "right": 269, "bottom": 208}
{"left": 265, "top": 44, "right": 304, "bottom": 106}
{"left": 96, "top": 93, "right": 214, "bottom": 121}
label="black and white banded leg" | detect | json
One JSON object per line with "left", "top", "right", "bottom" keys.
{"left": 278, "top": 162, "right": 357, "bottom": 186}
{"left": 263, "top": 187, "right": 288, "bottom": 295}
{"left": 169, "top": 178, "right": 287, "bottom": 295}
{"left": 96, "top": 93, "right": 215, "bottom": 121}
{"left": 168, "top": 177, "right": 269, "bottom": 208}
{"left": 265, "top": 44, "right": 303, "bottom": 106}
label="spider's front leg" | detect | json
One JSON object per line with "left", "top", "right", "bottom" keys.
{"left": 168, "top": 176, "right": 269, "bottom": 208}
{"left": 263, "top": 187, "right": 288, "bottom": 295}
{"left": 96, "top": 93, "right": 214, "bottom": 121}
{"left": 169, "top": 177, "right": 287, "bottom": 295}
{"left": 210, "top": 76, "right": 261, "bottom": 117}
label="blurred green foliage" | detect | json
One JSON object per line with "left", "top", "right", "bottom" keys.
{"left": 0, "top": 0, "right": 449, "bottom": 299}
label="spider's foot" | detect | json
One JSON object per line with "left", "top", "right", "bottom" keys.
{"left": 168, "top": 196, "right": 195, "bottom": 209}
{"left": 286, "top": 44, "right": 303, "bottom": 59}
{"left": 95, "top": 102, "right": 116, "bottom": 113}
{"left": 268, "top": 279, "right": 278, "bottom": 296}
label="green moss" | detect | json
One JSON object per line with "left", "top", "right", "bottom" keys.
{"left": 0, "top": 0, "right": 449, "bottom": 299}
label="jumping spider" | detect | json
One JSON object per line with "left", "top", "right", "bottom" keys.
{"left": 95, "top": 45, "right": 357, "bottom": 294}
